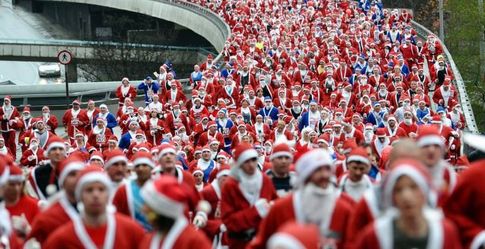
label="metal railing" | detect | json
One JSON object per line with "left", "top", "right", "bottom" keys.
{"left": 411, "top": 20, "right": 479, "bottom": 134}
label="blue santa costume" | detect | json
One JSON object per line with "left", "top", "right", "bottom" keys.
{"left": 366, "top": 103, "right": 386, "bottom": 127}
{"left": 137, "top": 76, "right": 160, "bottom": 106}
{"left": 216, "top": 109, "right": 234, "bottom": 151}
{"left": 258, "top": 97, "right": 279, "bottom": 125}
{"left": 118, "top": 121, "right": 138, "bottom": 150}
{"left": 92, "top": 105, "right": 118, "bottom": 131}
{"left": 298, "top": 100, "right": 321, "bottom": 131}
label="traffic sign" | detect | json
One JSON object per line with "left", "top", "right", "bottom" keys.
{"left": 57, "top": 50, "right": 73, "bottom": 65}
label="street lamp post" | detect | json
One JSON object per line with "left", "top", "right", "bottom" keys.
{"left": 439, "top": 0, "right": 445, "bottom": 42}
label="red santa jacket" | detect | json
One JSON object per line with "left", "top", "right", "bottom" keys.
{"left": 62, "top": 109, "right": 89, "bottom": 139}
{"left": 162, "top": 89, "right": 187, "bottom": 104}
{"left": 44, "top": 213, "right": 145, "bottom": 249}
{"left": 356, "top": 211, "right": 462, "bottom": 249}
{"left": 138, "top": 219, "right": 212, "bottom": 249}
{"left": 0, "top": 105, "right": 20, "bottom": 132}
{"left": 20, "top": 147, "right": 46, "bottom": 167}
{"left": 198, "top": 131, "right": 224, "bottom": 148}
{"left": 221, "top": 175, "right": 277, "bottom": 249}
{"left": 87, "top": 128, "right": 113, "bottom": 152}
{"left": 200, "top": 182, "right": 225, "bottom": 241}
{"left": 115, "top": 84, "right": 137, "bottom": 105}
{"left": 249, "top": 191, "right": 352, "bottom": 249}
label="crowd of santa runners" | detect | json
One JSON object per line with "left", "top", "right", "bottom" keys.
{"left": 0, "top": 0, "right": 484, "bottom": 248}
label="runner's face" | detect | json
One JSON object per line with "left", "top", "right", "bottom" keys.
{"left": 49, "top": 147, "right": 66, "bottom": 163}
{"left": 393, "top": 175, "right": 425, "bottom": 218}
{"left": 81, "top": 182, "right": 109, "bottom": 216}
{"left": 240, "top": 158, "right": 258, "bottom": 175}
{"left": 63, "top": 171, "right": 80, "bottom": 197}
{"left": 134, "top": 164, "right": 152, "bottom": 182}
{"left": 107, "top": 161, "right": 127, "bottom": 183}
{"left": 348, "top": 162, "right": 368, "bottom": 182}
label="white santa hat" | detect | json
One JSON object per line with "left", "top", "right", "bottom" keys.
{"left": 267, "top": 222, "right": 320, "bottom": 249}
{"left": 381, "top": 159, "right": 436, "bottom": 209}
{"left": 416, "top": 125, "right": 444, "bottom": 148}
{"left": 7, "top": 166, "right": 25, "bottom": 183}
{"left": 0, "top": 155, "right": 10, "bottom": 187}
{"left": 294, "top": 149, "right": 333, "bottom": 187}
{"left": 141, "top": 176, "right": 189, "bottom": 218}
{"left": 44, "top": 136, "right": 66, "bottom": 157}
{"left": 270, "top": 143, "right": 293, "bottom": 161}
{"left": 233, "top": 142, "right": 258, "bottom": 168}
{"left": 75, "top": 166, "right": 112, "bottom": 201}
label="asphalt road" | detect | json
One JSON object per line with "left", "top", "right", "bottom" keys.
{"left": 0, "top": 2, "right": 63, "bottom": 85}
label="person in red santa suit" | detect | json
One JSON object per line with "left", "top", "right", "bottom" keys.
{"left": 4, "top": 165, "right": 39, "bottom": 240}
{"left": 448, "top": 103, "right": 465, "bottom": 129}
{"left": 340, "top": 122, "right": 365, "bottom": 145}
{"left": 44, "top": 166, "right": 145, "bottom": 249}
{"left": 444, "top": 133, "right": 485, "bottom": 248}
{"left": 70, "top": 131, "right": 91, "bottom": 154}
{"left": 398, "top": 109, "right": 418, "bottom": 138}
{"left": 231, "top": 122, "right": 256, "bottom": 149}
{"left": 198, "top": 121, "right": 224, "bottom": 148}
{"left": 432, "top": 79, "right": 457, "bottom": 111}
{"left": 372, "top": 128, "right": 391, "bottom": 160}
{"left": 40, "top": 105, "right": 59, "bottom": 132}
{"left": 383, "top": 115, "right": 408, "bottom": 142}
{"left": 20, "top": 137, "right": 46, "bottom": 167}
{"left": 221, "top": 143, "right": 277, "bottom": 249}
{"left": 163, "top": 80, "right": 186, "bottom": 104}
{"left": 87, "top": 117, "right": 113, "bottom": 153}
{"left": 152, "top": 143, "right": 195, "bottom": 188}
{"left": 0, "top": 136, "right": 13, "bottom": 158}
{"left": 27, "top": 155, "right": 84, "bottom": 246}
{"left": 269, "top": 120, "right": 295, "bottom": 146}
{"left": 112, "top": 151, "right": 155, "bottom": 231}
{"left": 266, "top": 222, "right": 320, "bottom": 249}
{"left": 196, "top": 164, "right": 231, "bottom": 247}
{"left": 138, "top": 175, "right": 212, "bottom": 249}
{"left": 19, "top": 106, "right": 34, "bottom": 137}
{"left": 0, "top": 96, "right": 21, "bottom": 160}
{"left": 338, "top": 147, "right": 374, "bottom": 204}
{"left": 83, "top": 100, "right": 99, "bottom": 133}
{"left": 62, "top": 99, "right": 89, "bottom": 143}
{"left": 416, "top": 125, "right": 457, "bottom": 206}
{"left": 19, "top": 118, "right": 55, "bottom": 153}
{"left": 249, "top": 149, "right": 353, "bottom": 249}
{"left": 355, "top": 159, "right": 461, "bottom": 249}
{"left": 265, "top": 143, "right": 295, "bottom": 198}
{"left": 115, "top": 77, "right": 137, "bottom": 107}
{"left": 27, "top": 136, "right": 67, "bottom": 200}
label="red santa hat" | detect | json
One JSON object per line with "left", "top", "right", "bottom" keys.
{"left": 141, "top": 175, "right": 189, "bottom": 218}
{"left": 132, "top": 151, "right": 155, "bottom": 168}
{"left": 346, "top": 147, "right": 370, "bottom": 165}
{"left": 376, "top": 128, "right": 387, "bottom": 138}
{"left": 108, "top": 135, "right": 118, "bottom": 143}
{"left": 267, "top": 222, "right": 320, "bottom": 249}
{"left": 294, "top": 149, "right": 333, "bottom": 187}
{"left": 233, "top": 142, "right": 258, "bottom": 168}
{"left": 381, "top": 159, "right": 436, "bottom": 209}
{"left": 8, "top": 166, "right": 25, "bottom": 182}
{"left": 89, "top": 151, "right": 104, "bottom": 165}
{"left": 387, "top": 115, "right": 397, "bottom": 122}
{"left": 72, "top": 99, "right": 81, "bottom": 105}
{"left": 463, "top": 132, "right": 485, "bottom": 152}
{"left": 3, "top": 95, "right": 11, "bottom": 102}
{"left": 58, "top": 155, "right": 85, "bottom": 186}
{"left": 342, "top": 139, "right": 358, "bottom": 154}
{"left": 270, "top": 143, "right": 293, "bottom": 161}
{"left": 317, "top": 133, "right": 331, "bottom": 145}
{"left": 208, "top": 121, "right": 217, "bottom": 128}
{"left": 104, "top": 149, "right": 128, "bottom": 169}
{"left": 216, "top": 151, "right": 230, "bottom": 160}
{"left": 201, "top": 145, "right": 211, "bottom": 153}
{"left": 44, "top": 136, "right": 66, "bottom": 157}
{"left": 74, "top": 166, "right": 112, "bottom": 201}
{"left": 158, "top": 143, "right": 177, "bottom": 159}
{"left": 416, "top": 125, "right": 444, "bottom": 148}
{"left": 22, "top": 106, "right": 31, "bottom": 114}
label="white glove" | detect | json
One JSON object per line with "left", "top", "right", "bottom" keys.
{"left": 12, "top": 214, "right": 31, "bottom": 236}
{"left": 451, "top": 144, "right": 456, "bottom": 150}
{"left": 219, "top": 224, "right": 227, "bottom": 233}
{"left": 254, "top": 199, "right": 270, "bottom": 218}
{"left": 192, "top": 211, "right": 208, "bottom": 228}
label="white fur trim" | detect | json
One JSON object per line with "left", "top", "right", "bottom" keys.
{"left": 133, "top": 157, "right": 155, "bottom": 168}
{"left": 346, "top": 155, "right": 370, "bottom": 165}
{"left": 158, "top": 148, "right": 176, "bottom": 159}
{"left": 464, "top": 133, "right": 485, "bottom": 152}
{"left": 58, "top": 162, "right": 84, "bottom": 186}
{"left": 104, "top": 155, "right": 128, "bottom": 169}
{"left": 75, "top": 172, "right": 112, "bottom": 201}
{"left": 0, "top": 167, "right": 11, "bottom": 186}
{"left": 89, "top": 155, "right": 104, "bottom": 163}
{"left": 267, "top": 233, "right": 305, "bottom": 249}
{"left": 8, "top": 175, "right": 25, "bottom": 182}
{"left": 470, "top": 231, "right": 485, "bottom": 249}
{"left": 141, "top": 181, "right": 184, "bottom": 219}
{"left": 417, "top": 135, "right": 444, "bottom": 147}
{"left": 269, "top": 151, "right": 293, "bottom": 161}
{"left": 236, "top": 149, "right": 258, "bottom": 167}
{"left": 216, "top": 169, "right": 230, "bottom": 179}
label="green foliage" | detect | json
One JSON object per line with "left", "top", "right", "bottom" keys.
{"left": 445, "top": 0, "right": 485, "bottom": 132}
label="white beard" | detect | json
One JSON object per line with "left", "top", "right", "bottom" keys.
{"left": 300, "top": 183, "right": 337, "bottom": 224}
{"left": 238, "top": 169, "right": 263, "bottom": 205}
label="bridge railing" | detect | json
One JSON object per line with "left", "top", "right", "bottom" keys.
{"left": 411, "top": 20, "right": 479, "bottom": 135}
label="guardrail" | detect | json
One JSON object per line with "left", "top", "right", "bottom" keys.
{"left": 411, "top": 20, "right": 479, "bottom": 134}
{"left": 0, "top": 38, "right": 217, "bottom": 53}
